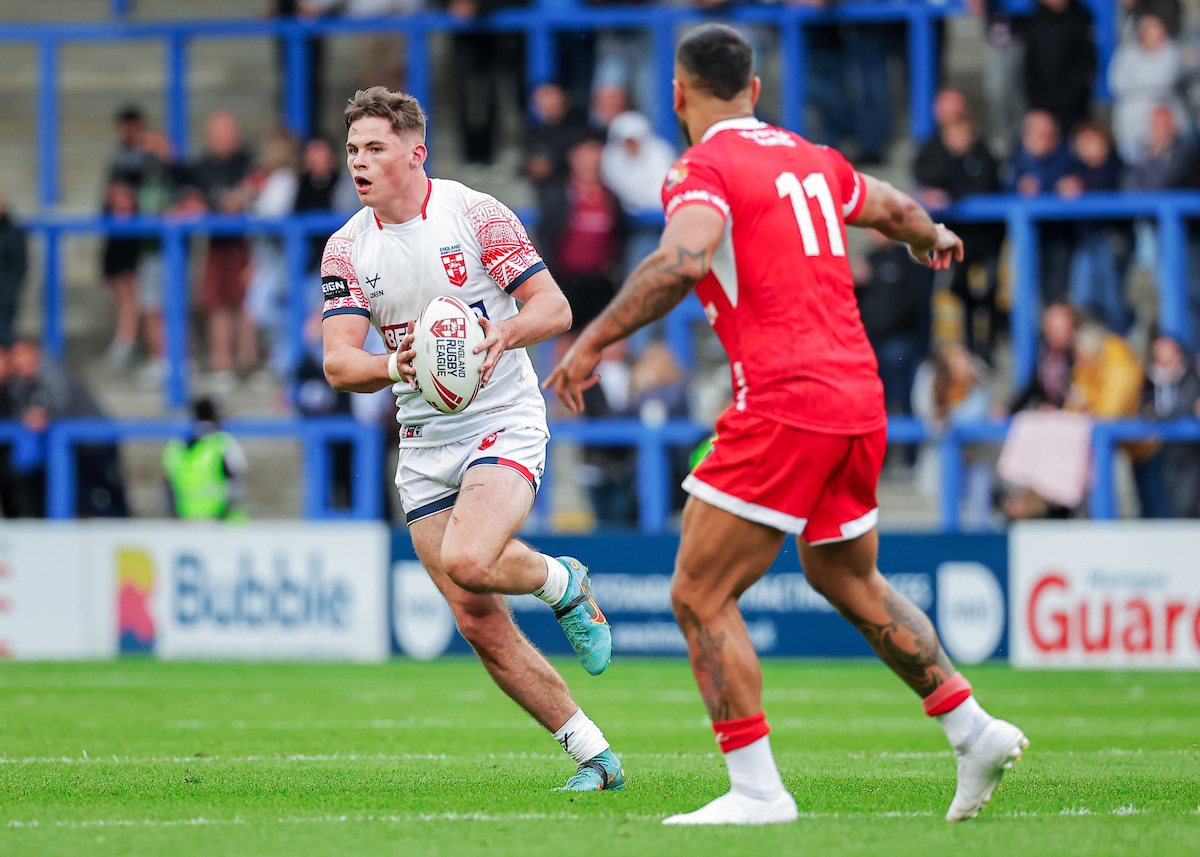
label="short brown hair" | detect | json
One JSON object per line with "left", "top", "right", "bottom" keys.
{"left": 344, "top": 86, "right": 427, "bottom": 141}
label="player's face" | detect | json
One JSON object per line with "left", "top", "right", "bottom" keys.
{"left": 346, "top": 117, "right": 425, "bottom": 208}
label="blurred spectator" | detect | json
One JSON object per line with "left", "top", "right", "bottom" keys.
{"left": 852, "top": 231, "right": 933, "bottom": 417}
{"left": 592, "top": 23, "right": 655, "bottom": 124}
{"left": 246, "top": 129, "right": 300, "bottom": 379}
{"left": 970, "top": 0, "right": 1025, "bottom": 156}
{"left": 1022, "top": 0, "right": 1096, "bottom": 139}
{"left": 1005, "top": 110, "right": 1076, "bottom": 303}
{"left": 601, "top": 112, "right": 674, "bottom": 274}
{"left": 100, "top": 180, "right": 142, "bottom": 369}
{"left": 579, "top": 341, "right": 635, "bottom": 526}
{"left": 538, "top": 135, "right": 626, "bottom": 333}
{"left": 1061, "top": 122, "right": 1135, "bottom": 334}
{"left": 1121, "top": 0, "right": 1182, "bottom": 38}
{"left": 132, "top": 131, "right": 180, "bottom": 388}
{"left": 445, "top": 0, "right": 525, "bottom": 165}
{"left": 1008, "top": 302, "right": 1076, "bottom": 412}
{"left": 107, "top": 105, "right": 153, "bottom": 187}
{"left": 1143, "top": 335, "right": 1200, "bottom": 516}
{"left": 590, "top": 84, "right": 628, "bottom": 132}
{"left": 524, "top": 83, "right": 590, "bottom": 191}
{"left": 9, "top": 340, "right": 129, "bottom": 518}
{"left": 913, "top": 95, "right": 1004, "bottom": 361}
{"left": 804, "top": 14, "right": 895, "bottom": 165}
{"left": 162, "top": 397, "right": 248, "bottom": 521}
{"left": 294, "top": 138, "right": 342, "bottom": 272}
{"left": 190, "top": 112, "right": 256, "bottom": 389}
{"left": 1067, "top": 321, "right": 1165, "bottom": 517}
{"left": 913, "top": 342, "right": 994, "bottom": 529}
{"left": 1109, "top": 13, "right": 1184, "bottom": 164}
{"left": 0, "top": 347, "right": 17, "bottom": 517}
{"left": 1122, "top": 104, "right": 1193, "bottom": 190}
{"left": 0, "top": 192, "right": 28, "bottom": 348}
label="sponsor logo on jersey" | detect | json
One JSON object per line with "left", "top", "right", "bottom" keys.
{"left": 477, "top": 430, "right": 504, "bottom": 451}
{"left": 440, "top": 246, "right": 468, "bottom": 287}
{"left": 321, "top": 275, "right": 352, "bottom": 301}
{"left": 429, "top": 316, "right": 467, "bottom": 340}
{"left": 382, "top": 322, "right": 410, "bottom": 352}
{"left": 401, "top": 424, "right": 423, "bottom": 439}
{"left": 665, "top": 163, "right": 689, "bottom": 190}
{"left": 738, "top": 128, "right": 796, "bottom": 147}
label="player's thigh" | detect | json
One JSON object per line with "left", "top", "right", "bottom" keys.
{"left": 408, "top": 509, "right": 519, "bottom": 645}
{"left": 673, "top": 495, "right": 788, "bottom": 612}
{"left": 440, "top": 427, "right": 545, "bottom": 565}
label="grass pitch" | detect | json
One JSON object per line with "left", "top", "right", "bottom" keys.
{"left": 0, "top": 658, "right": 1197, "bottom": 857}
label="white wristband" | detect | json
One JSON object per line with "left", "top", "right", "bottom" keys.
{"left": 387, "top": 349, "right": 402, "bottom": 383}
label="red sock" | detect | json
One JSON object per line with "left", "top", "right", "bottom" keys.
{"left": 712, "top": 712, "right": 770, "bottom": 753}
{"left": 922, "top": 673, "right": 972, "bottom": 716}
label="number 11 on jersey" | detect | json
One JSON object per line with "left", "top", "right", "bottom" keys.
{"left": 775, "top": 171, "right": 846, "bottom": 258}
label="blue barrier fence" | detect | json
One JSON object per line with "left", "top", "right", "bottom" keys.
{"left": 24, "top": 190, "right": 1200, "bottom": 411}
{"left": 0, "top": 416, "right": 383, "bottom": 520}
{"left": 2, "top": 0, "right": 1116, "bottom": 209}
{"left": 3, "top": 414, "right": 1198, "bottom": 529}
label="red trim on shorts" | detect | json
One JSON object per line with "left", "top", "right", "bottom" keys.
{"left": 466, "top": 456, "right": 537, "bottom": 490}
{"left": 421, "top": 177, "right": 433, "bottom": 219}
{"left": 712, "top": 711, "right": 770, "bottom": 753}
{"left": 923, "top": 673, "right": 973, "bottom": 716}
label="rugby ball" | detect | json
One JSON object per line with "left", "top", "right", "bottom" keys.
{"left": 412, "top": 294, "right": 487, "bottom": 414}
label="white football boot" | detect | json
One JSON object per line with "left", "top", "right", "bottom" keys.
{"left": 662, "top": 789, "right": 799, "bottom": 826}
{"left": 945, "top": 718, "right": 1029, "bottom": 821}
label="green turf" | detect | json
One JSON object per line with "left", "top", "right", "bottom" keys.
{"left": 1, "top": 658, "right": 1197, "bottom": 857}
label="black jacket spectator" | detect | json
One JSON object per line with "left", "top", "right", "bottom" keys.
{"left": 0, "top": 200, "right": 28, "bottom": 347}
{"left": 1143, "top": 336, "right": 1200, "bottom": 516}
{"left": 1023, "top": 0, "right": 1097, "bottom": 137}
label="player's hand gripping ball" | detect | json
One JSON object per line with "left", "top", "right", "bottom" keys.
{"left": 412, "top": 294, "right": 487, "bottom": 414}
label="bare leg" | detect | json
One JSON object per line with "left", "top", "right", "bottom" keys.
{"left": 798, "top": 527, "right": 955, "bottom": 698}
{"left": 409, "top": 509, "right": 578, "bottom": 731}
{"left": 438, "top": 465, "right": 550, "bottom": 594}
{"left": 110, "top": 274, "right": 139, "bottom": 349}
{"left": 208, "top": 307, "right": 233, "bottom": 373}
{"left": 235, "top": 308, "right": 259, "bottom": 372}
{"left": 143, "top": 311, "right": 163, "bottom": 360}
{"left": 671, "top": 497, "right": 787, "bottom": 721}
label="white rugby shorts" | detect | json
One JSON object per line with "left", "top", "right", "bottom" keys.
{"left": 396, "top": 425, "right": 548, "bottom": 525}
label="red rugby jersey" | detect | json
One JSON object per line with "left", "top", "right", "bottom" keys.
{"left": 662, "top": 117, "right": 886, "bottom": 436}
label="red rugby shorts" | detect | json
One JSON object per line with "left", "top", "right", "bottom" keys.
{"left": 682, "top": 409, "right": 887, "bottom": 544}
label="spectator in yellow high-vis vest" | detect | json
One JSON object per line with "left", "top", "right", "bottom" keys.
{"left": 162, "top": 397, "right": 247, "bottom": 520}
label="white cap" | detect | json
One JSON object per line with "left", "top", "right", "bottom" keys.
{"left": 608, "top": 111, "right": 653, "bottom": 144}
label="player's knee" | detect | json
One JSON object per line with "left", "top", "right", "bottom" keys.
{"left": 669, "top": 570, "right": 721, "bottom": 624}
{"left": 440, "top": 543, "right": 496, "bottom": 593}
{"left": 451, "top": 602, "right": 507, "bottom": 650}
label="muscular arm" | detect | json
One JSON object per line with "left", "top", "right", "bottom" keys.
{"left": 853, "top": 174, "right": 963, "bottom": 270}
{"left": 543, "top": 204, "right": 725, "bottom": 412}
{"left": 322, "top": 313, "right": 406, "bottom": 393}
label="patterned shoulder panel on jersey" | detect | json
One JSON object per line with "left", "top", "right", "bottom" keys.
{"left": 320, "top": 233, "right": 370, "bottom": 320}
{"left": 462, "top": 196, "right": 547, "bottom": 295}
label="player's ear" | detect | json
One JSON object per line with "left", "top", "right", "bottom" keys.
{"left": 672, "top": 78, "right": 685, "bottom": 115}
{"left": 412, "top": 142, "right": 428, "bottom": 168}
{"left": 749, "top": 76, "right": 762, "bottom": 107}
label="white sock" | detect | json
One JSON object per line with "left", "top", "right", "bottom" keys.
{"left": 938, "top": 695, "right": 992, "bottom": 751}
{"left": 551, "top": 708, "right": 609, "bottom": 764}
{"left": 725, "top": 735, "right": 786, "bottom": 800}
{"left": 533, "top": 554, "right": 569, "bottom": 607}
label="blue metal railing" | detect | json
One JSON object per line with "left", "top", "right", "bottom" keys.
{"left": 2, "top": 0, "right": 1121, "bottom": 210}
{"left": 5, "top": 414, "right": 1197, "bottom": 529}
{"left": 0, "top": 416, "right": 383, "bottom": 520}
{"left": 25, "top": 190, "right": 1200, "bottom": 411}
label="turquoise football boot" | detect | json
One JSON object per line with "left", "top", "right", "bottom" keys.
{"left": 552, "top": 556, "right": 612, "bottom": 676}
{"left": 553, "top": 749, "right": 625, "bottom": 792}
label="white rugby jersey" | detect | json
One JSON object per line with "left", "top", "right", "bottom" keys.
{"left": 321, "top": 178, "right": 549, "bottom": 447}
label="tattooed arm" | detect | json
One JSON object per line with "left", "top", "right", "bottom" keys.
{"left": 543, "top": 204, "right": 725, "bottom": 412}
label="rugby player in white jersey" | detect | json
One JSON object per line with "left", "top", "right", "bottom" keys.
{"left": 321, "top": 87, "right": 623, "bottom": 791}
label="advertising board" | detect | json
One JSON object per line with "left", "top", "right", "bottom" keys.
{"left": 1011, "top": 521, "right": 1200, "bottom": 668}
{"left": 390, "top": 531, "right": 1008, "bottom": 663}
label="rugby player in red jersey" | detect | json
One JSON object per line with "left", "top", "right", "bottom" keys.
{"left": 545, "top": 24, "right": 1027, "bottom": 825}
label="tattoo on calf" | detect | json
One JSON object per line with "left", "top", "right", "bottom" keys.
{"left": 829, "top": 585, "right": 955, "bottom": 698}
{"left": 677, "top": 602, "right": 731, "bottom": 722}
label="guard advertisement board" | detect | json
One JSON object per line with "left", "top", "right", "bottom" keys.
{"left": 1011, "top": 521, "right": 1200, "bottom": 668}
{"left": 389, "top": 531, "right": 1008, "bottom": 663}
